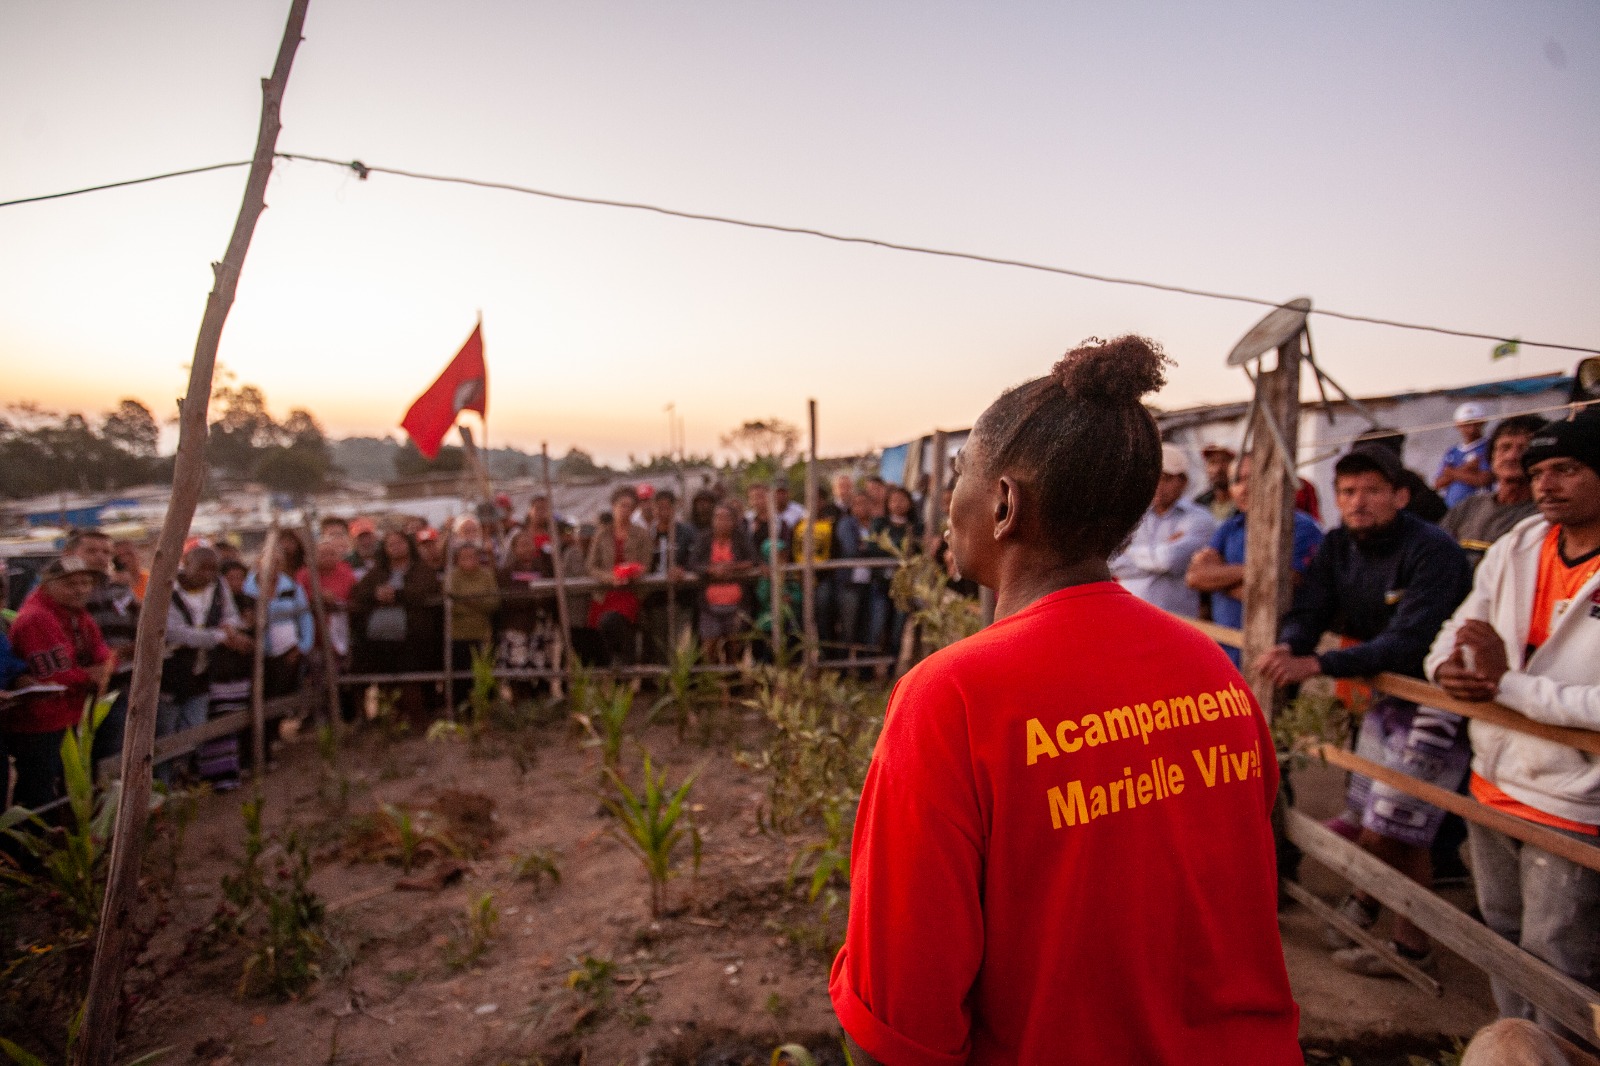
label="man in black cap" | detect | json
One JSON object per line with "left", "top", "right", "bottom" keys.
{"left": 1427, "top": 408, "right": 1600, "bottom": 1040}
{"left": 1256, "top": 444, "right": 1472, "bottom": 975}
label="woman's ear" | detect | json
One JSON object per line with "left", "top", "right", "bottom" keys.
{"left": 994, "top": 477, "right": 1020, "bottom": 540}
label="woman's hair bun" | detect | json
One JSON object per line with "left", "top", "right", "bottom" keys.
{"left": 1051, "top": 335, "right": 1170, "bottom": 404}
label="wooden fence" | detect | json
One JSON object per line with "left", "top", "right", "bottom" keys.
{"left": 1191, "top": 617, "right": 1600, "bottom": 1042}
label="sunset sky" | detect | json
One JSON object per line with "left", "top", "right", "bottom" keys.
{"left": 3, "top": 1, "right": 1597, "bottom": 464}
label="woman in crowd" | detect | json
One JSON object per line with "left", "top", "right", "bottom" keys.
{"left": 351, "top": 529, "right": 441, "bottom": 726}
{"left": 245, "top": 531, "right": 314, "bottom": 700}
{"left": 446, "top": 540, "right": 500, "bottom": 675}
{"left": 690, "top": 502, "right": 758, "bottom": 664}
{"left": 585, "top": 487, "right": 654, "bottom": 665}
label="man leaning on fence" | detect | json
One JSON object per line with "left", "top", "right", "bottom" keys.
{"left": 1255, "top": 443, "right": 1473, "bottom": 976}
{"left": 1426, "top": 408, "right": 1600, "bottom": 1046}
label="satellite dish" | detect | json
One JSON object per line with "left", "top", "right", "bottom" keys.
{"left": 1226, "top": 297, "right": 1312, "bottom": 367}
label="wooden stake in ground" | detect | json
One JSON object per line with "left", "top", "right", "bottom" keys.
{"left": 250, "top": 523, "right": 281, "bottom": 773}
{"left": 768, "top": 471, "right": 784, "bottom": 664}
{"left": 801, "top": 399, "right": 819, "bottom": 671}
{"left": 76, "top": 3, "right": 310, "bottom": 1060}
{"left": 1241, "top": 332, "right": 1303, "bottom": 712}
{"left": 541, "top": 443, "right": 575, "bottom": 681}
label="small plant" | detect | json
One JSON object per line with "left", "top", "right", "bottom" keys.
{"left": 603, "top": 754, "right": 700, "bottom": 918}
{"left": 0, "top": 695, "right": 120, "bottom": 935}
{"left": 341, "top": 804, "right": 461, "bottom": 871}
{"left": 373, "top": 688, "right": 409, "bottom": 743}
{"left": 574, "top": 680, "right": 633, "bottom": 779}
{"left": 509, "top": 847, "right": 562, "bottom": 894}
{"left": 565, "top": 953, "right": 615, "bottom": 1010}
{"left": 238, "top": 827, "right": 325, "bottom": 1000}
{"left": 788, "top": 793, "right": 853, "bottom": 904}
{"left": 739, "top": 668, "right": 884, "bottom": 833}
{"left": 883, "top": 532, "right": 981, "bottom": 654}
{"left": 770, "top": 1046, "right": 817, "bottom": 1066}
{"left": 1271, "top": 690, "right": 1355, "bottom": 771}
{"left": 211, "top": 798, "right": 325, "bottom": 1000}
{"left": 444, "top": 892, "right": 499, "bottom": 970}
{"left": 0, "top": 1035, "right": 169, "bottom": 1066}
{"left": 463, "top": 644, "right": 498, "bottom": 733}
{"left": 649, "top": 639, "right": 722, "bottom": 742}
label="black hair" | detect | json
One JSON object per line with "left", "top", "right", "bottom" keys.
{"left": 320, "top": 516, "right": 350, "bottom": 533}
{"left": 1489, "top": 414, "right": 1548, "bottom": 456}
{"left": 610, "top": 486, "right": 639, "bottom": 505}
{"left": 377, "top": 529, "right": 420, "bottom": 574}
{"left": 655, "top": 488, "right": 678, "bottom": 503}
{"left": 219, "top": 559, "right": 246, "bottom": 577}
{"left": 278, "top": 530, "right": 307, "bottom": 572}
{"left": 64, "top": 528, "right": 111, "bottom": 550}
{"left": 1333, "top": 446, "right": 1403, "bottom": 489}
{"left": 974, "top": 335, "right": 1169, "bottom": 564}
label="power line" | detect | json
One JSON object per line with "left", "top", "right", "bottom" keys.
{"left": 0, "top": 160, "right": 252, "bottom": 207}
{"left": 6, "top": 151, "right": 1599, "bottom": 358}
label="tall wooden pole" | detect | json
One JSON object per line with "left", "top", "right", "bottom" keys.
{"left": 924, "top": 429, "right": 948, "bottom": 536}
{"left": 541, "top": 443, "right": 575, "bottom": 679}
{"left": 1241, "top": 332, "right": 1304, "bottom": 713}
{"left": 801, "top": 399, "right": 819, "bottom": 671}
{"left": 768, "top": 470, "right": 784, "bottom": 664}
{"left": 441, "top": 523, "right": 456, "bottom": 721}
{"left": 300, "top": 515, "right": 342, "bottom": 740}
{"left": 250, "top": 524, "right": 281, "bottom": 773}
{"left": 77, "top": 3, "right": 310, "bottom": 1060}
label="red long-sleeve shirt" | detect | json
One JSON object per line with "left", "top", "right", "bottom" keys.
{"left": 6, "top": 589, "right": 110, "bottom": 734}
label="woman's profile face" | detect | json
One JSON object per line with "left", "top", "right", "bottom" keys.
{"left": 946, "top": 436, "right": 995, "bottom": 585}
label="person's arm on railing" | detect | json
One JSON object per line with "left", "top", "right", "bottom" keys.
{"left": 1185, "top": 547, "right": 1243, "bottom": 594}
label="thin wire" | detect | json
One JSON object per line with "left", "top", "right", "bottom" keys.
{"left": 6, "top": 151, "right": 1599, "bottom": 358}
{"left": 0, "top": 160, "right": 253, "bottom": 208}
{"left": 275, "top": 153, "right": 1600, "bottom": 357}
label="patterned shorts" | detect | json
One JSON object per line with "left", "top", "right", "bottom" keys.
{"left": 1346, "top": 697, "right": 1471, "bottom": 849}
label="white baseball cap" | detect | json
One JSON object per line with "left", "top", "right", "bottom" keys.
{"left": 1160, "top": 444, "right": 1189, "bottom": 476}
{"left": 1454, "top": 402, "right": 1486, "bottom": 423}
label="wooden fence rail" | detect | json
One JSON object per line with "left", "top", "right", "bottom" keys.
{"left": 1185, "top": 615, "right": 1600, "bottom": 1041}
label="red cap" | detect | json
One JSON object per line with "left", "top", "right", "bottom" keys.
{"left": 415, "top": 528, "right": 439, "bottom": 543}
{"left": 349, "top": 518, "right": 376, "bottom": 537}
{"left": 636, "top": 483, "right": 656, "bottom": 500}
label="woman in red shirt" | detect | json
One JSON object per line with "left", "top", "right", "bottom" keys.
{"left": 830, "top": 336, "right": 1301, "bottom": 1065}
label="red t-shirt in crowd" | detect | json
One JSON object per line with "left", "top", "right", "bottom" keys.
{"left": 829, "top": 582, "right": 1300, "bottom": 1066}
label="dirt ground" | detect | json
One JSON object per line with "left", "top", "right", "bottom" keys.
{"left": 20, "top": 697, "right": 1498, "bottom": 1065}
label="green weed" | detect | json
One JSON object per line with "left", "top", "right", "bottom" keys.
{"left": 444, "top": 892, "right": 499, "bottom": 970}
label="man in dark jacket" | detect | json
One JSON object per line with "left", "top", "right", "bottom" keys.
{"left": 1257, "top": 445, "right": 1472, "bottom": 977}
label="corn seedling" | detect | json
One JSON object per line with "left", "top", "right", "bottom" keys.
{"left": 0, "top": 1035, "right": 169, "bottom": 1066}
{"left": 574, "top": 680, "right": 633, "bottom": 780}
{"left": 603, "top": 754, "right": 699, "bottom": 918}
{"left": 648, "top": 639, "right": 723, "bottom": 743}
{"left": 0, "top": 695, "right": 120, "bottom": 935}
{"left": 770, "top": 1047, "right": 817, "bottom": 1066}
{"left": 509, "top": 848, "right": 562, "bottom": 894}
{"left": 444, "top": 892, "right": 499, "bottom": 970}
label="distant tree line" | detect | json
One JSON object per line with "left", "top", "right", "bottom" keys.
{"left": 0, "top": 400, "right": 169, "bottom": 499}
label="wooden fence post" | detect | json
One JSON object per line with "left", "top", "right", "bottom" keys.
{"left": 1241, "top": 332, "right": 1303, "bottom": 713}
{"left": 802, "top": 399, "right": 819, "bottom": 671}
{"left": 768, "top": 470, "right": 784, "bottom": 664}
{"left": 250, "top": 524, "right": 280, "bottom": 774}
{"left": 542, "top": 443, "right": 575, "bottom": 683}
{"left": 75, "top": 3, "right": 311, "bottom": 1060}
{"left": 924, "top": 429, "right": 948, "bottom": 536}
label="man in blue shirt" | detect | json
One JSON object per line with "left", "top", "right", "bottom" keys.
{"left": 1109, "top": 444, "right": 1217, "bottom": 617}
{"left": 1434, "top": 402, "right": 1493, "bottom": 510}
{"left": 1186, "top": 453, "right": 1324, "bottom": 664}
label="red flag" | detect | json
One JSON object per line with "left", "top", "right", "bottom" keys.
{"left": 401, "top": 323, "right": 487, "bottom": 459}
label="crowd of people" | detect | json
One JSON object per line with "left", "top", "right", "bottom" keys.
{"left": 1, "top": 386, "right": 1595, "bottom": 1059}
{"left": 0, "top": 470, "right": 955, "bottom": 801}
{"left": 1105, "top": 401, "right": 1599, "bottom": 1049}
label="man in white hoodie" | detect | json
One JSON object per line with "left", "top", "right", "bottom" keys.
{"left": 1426, "top": 408, "right": 1600, "bottom": 1040}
